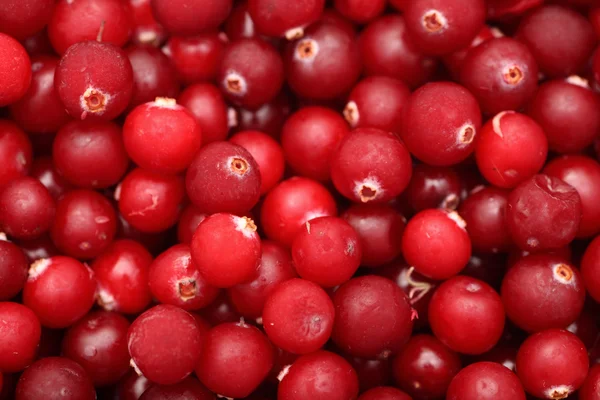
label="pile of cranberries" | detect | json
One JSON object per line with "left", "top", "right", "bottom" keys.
{"left": 4, "top": 0, "right": 600, "bottom": 399}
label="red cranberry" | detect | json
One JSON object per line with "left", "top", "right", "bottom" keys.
{"left": 248, "top": 0, "right": 324, "bottom": 39}
{"left": 0, "top": 120, "right": 32, "bottom": 188}
{"left": 55, "top": 41, "right": 134, "bottom": 121}
{"left": 117, "top": 369, "right": 151, "bottom": 400}
{"left": 225, "top": 1, "right": 260, "bottom": 40}
{"left": 344, "top": 355, "right": 391, "bottom": 391}
{"left": 128, "top": 0, "right": 166, "bottom": 47}
{"left": 163, "top": 33, "right": 225, "bottom": 85}
{"left": 567, "top": 310, "right": 600, "bottom": 350}
{"left": 406, "top": 164, "right": 462, "bottom": 212}
{"left": 235, "top": 92, "right": 291, "bottom": 138}
{"left": 15, "top": 357, "right": 95, "bottom": 400}
{"left": 402, "top": 209, "right": 471, "bottom": 280}
{"left": 140, "top": 377, "right": 214, "bottom": 400}
{"left": 443, "top": 25, "right": 497, "bottom": 79}
{"left": 148, "top": 244, "right": 219, "bottom": 310}
{"left": 176, "top": 205, "right": 207, "bottom": 245}
{"left": 21, "top": 29, "right": 54, "bottom": 57}
{"left": 277, "top": 351, "right": 359, "bottom": 400}
{"left": 516, "top": 329, "right": 588, "bottom": 399}
{"left": 331, "top": 128, "right": 412, "bottom": 204}
{"left": 475, "top": 111, "right": 548, "bottom": 188}
{"left": 30, "top": 156, "right": 72, "bottom": 200}
{"left": 580, "top": 364, "right": 600, "bottom": 400}
{"left": 0, "top": 0, "right": 54, "bottom": 40}
{"left": 486, "top": 0, "right": 542, "bottom": 19}
{"left": 14, "top": 234, "right": 59, "bottom": 264}
{"left": 186, "top": 141, "right": 261, "bottom": 215}
{"left": 53, "top": 120, "right": 129, "bottom": 189}
{"left": 516, "top": 5, "right": 595, "bottom": 78}
{"left": 199, "top": 291, "right": 241, "bottom": 326}
{"left": 150, "top": 0, "right": 231, "bottom": 37}
{"left": 228, "top": 240, "right": 297, "bottom": 320}
{"left": 0, "top": 33, "right": 32, "bottom": 107}
{"left": 447, "top": 361, "right": 526, "bottom": 400}
{"left": 117, "top": 168, "right": 185, "bottom": 233}
{"left": 23, "top": 256, "right": 96, "bottom": 328}
{"left": 262, "top": 278, "right": 334, "bottom": 354}
{"left": 334, "top": 0, "right": 385, "bottom": 24}
{"left": 0, "top": 302, "right": 41, "bottom": 372}
{"left": 332, "top": 275, "right": 414, "bottom": 359}
{"left": 582, "top": 236, "right": 600, "bottom": 304}
{"left": 460, "top": 37, "right": 538, "bottom": 115}
{"left": 196, "top": 321, "right": 273, "bottom": 398}
{"left": 178, "top": 83, "right": 230, "bottom": 145}
{"left": 0, "top": 241, "right": 28, "bottom": 301}
{"left": 429, "top": 276, "right": 505, "bottom": 354}
{"left": 62, "top": 311, "right": 130, "bottom": 386}
{"left": 358, "top": 387, "right": 411, "bottom": 400}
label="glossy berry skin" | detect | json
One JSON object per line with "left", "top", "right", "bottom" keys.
{"left": 164, "top": 34, "right": 225, "bottom": 85}
{"left": 447, "top": 362, "right": 526, "bottom": 400}
{"left": 278, "top": 351, "right": 359, "bottom": 400}
{"left": 0, "top": 302, "right": 41, "bottom": 372}
{"left": 292, "top": 217, "right": 361, "bottom": 288}
{"left": 281, "top": 106, "right": 349, "bottom": 182}
{"left": 128, "top": 305, "right": 203, "bottom": 385}
{"left": 580, "top": 364, "right": 600, "bottom": 400}
{"left": 0, "top": 177, "right": 55, "bottom": 240}
{"left": 176, "top": 205, "right": 207, "bottom": 245}
{"left": 118, "top": 168, "right": 185, "bottom": 233}
{"left": 460, "top": 37, "right": 539, "bottom": 115}
{"left": 248, "top": 0, "right": 325, "bottom": 38}
{"left": 195, "top": 322, "right": 273, "bottom": 398}
{"left": 55, "top": 41, "right": 134, "bottom": 121}
{"left": 0, "top": 120, "right": 32, "bottom": 188}
{"left": 284, "top": 22, "right": 361, "bottom": 100}
{"left": 0, "top": 241, "right": 28, "bottom": 300}
{"left": 334, "top": 0, "right": 385, "bottom": 24}
{"left": 62, "top": 311, "right": 130, "bottom": 386}
{"left": 582, "top": 236, "right": 600, "bottom": 304}
{"left": 53, "top": 120, "right": 129, "bottom": 189}
{"left": 0, "top": 0, "right": 54, "bottom": 40}
{"left": 186, "top": 141, "right": 261, "bottom": 215}
{"left": 23, "top": 256, "right": 96, "bottom": 328}
{"left": 140, "top": 377, "right": 213, "bottom": 400}
{"left": 404, "top": 0, "right": 486, "bottom": 56}
{"left": 92, "top": 240, "right": 153, "bottom": 315}
{"left": 358, "top": 387, "right": 412, "bottom": 400}
{"left": 228, "top": 240, "right": 297, "bottom": 320}
{"left": 262, "top": 278, "right": 334, "bottom": 354}
{"left": 9, "top": 56, "right": 71, "bottom": 134}
{"left": 402, "top": 209, "right": 471, "bottom": 280}
{"left": 148, "top": 244, "right": 219, "bottom": 311}
{"left": 0, "top": 33, "right": 31, "bottom": 107}
{"left": 502, "top": 255, "right": 585, "bottom": 333}
{"left": 30, "top": 157, "right": 72, "bottom": 200}
{"left": 191, "top": 213, "right": 261, "bottom": 288}
{"left": 392, "top": 334, "right": 461, "bottom": 399}
{"left": 48, "top": 0, "right": 132, "bottom": 55}
{"left": 475, "top": 111, "right": 548, "bottom": 189}
{"left": 401, "top": 82, "right": 481, "bottom": 166}
{"left": 544, "top": 156, "right": 600, "bottom": 238}
{"left": 151, "top": 0, "right": 232, "bottom": 37}
{"left": 218, "top": 38, "right": 284, "bottom": 110}
{"left": 332, "top": 276, "right": 414, "bottom": 359}
{"left": 178, "top": 83, "right": 229, "bottom": 144}
{"left": 331, "top": 128, "right": 412, "bottom": 204}
{"left": 516, "top": 5, "right": 595, "bottom": 78}
{"left": 15, "top": 357, "right": 96, "bottom": 400}
{"left": 50, "top": 189, "right": 117, "bottom": 259}
{"left": 516, "top": 329, "right": 588, "bottom": 399}
{"left": 406, "top": 165, "right": 462, "bottom": 212}
{"left": 123, "top": 98, "right": 201, "bottom": 174}
{"left": 442, "top": 25, "right": 496, "bottom": 79}
{"left": 429, "top": 276, "right": 505, "bottom": 355}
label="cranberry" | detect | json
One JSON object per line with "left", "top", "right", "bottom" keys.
{"left": 475, "top": 111, "right": 548, "bottom": 188}
{"left": 199, "top": 291, "right": 242, "bottom": 326}
{"left": 116, "top": 369, "right": 151, "bottom": 400}
{"left": 55, "top": 41, "right": 134, "bottom": 121}
{"left": 283, "top": 21, "right": 360, "bottom": 100}
{"left": 359, "top": 15, "right": 438, "bottom": 89}
{"left": 128, "top": 0, "right": 166, "bottom": 47}
{"left": 23, "top": 256, "right": 96, "bottom": 328}
{"left": 235, "top": 92, "right": 291, "bottom": 138}
{"left": 516, "top": 5, "right": 595, "bottom": 78}
{"left": 402, "top": 209, "right": 471, "bottom": 280}
{"left": 0, "top": 33, "right": 31, "bottom": 107}
{"left": 186, "top": 141, "right": 261, "bottom": 215}
{"left": 62, "top": 311, "right": 130, "bottom": 386}
{"left": 139, "top": 377, "right": 214, "bottom": 400}
{"left": 516, "top": 329, "right": 588, "bottom": 399}
{"left": 163, "top": 33, "right": 225, "bottom": 85}
{"left": 277, "top": 350, "right": 359, "bottom": 400}
{"left": 0, "top": 240, "right": 28, "bottom": 301}
{"left": 0, "top": 120, "right": 32, "bottom": 187}
{"left": 406, "top": 165, "right": 462, "bottom": 212}
{"left": 9, "top": 56, "right": 71, "bottom": 134}
{"left": 148, "top": 244, "right": 219, "bottom": 310}
{"left": 429, "top": 276, "right": 505, "bottom": 354}
{"left": 117, "top": 168, "right": 185, "bottom": 233}
{"left": 447, "top": 361, "right": 526, "bottom": 400}
{"left": 195, "top": 321, "right": 273, "bottom": 398}
{"left": 443, "top": 25, "right": 497, "bottom": 79}
{"left": 176, "top": 205, "right": 207, "bottom": 245}
{"left": 332, "top": 275, "right": 414, "bottom": 358}
{"left": 543, "top": 155, "right": 600, "bottom": 238}
{"left": 248, "top": 0, "right": 324, "bottom": 39}
{"left": 393, "top": 334, "right": 461, "bottom": 399}
{"left": 228, "top": 240, "right": 297, "bottom": 320}
{"left": 567, "top": 310, "right": 600, "bottom": 350}
{"left": 281, "top": 106, "right": 349, "bottom": 182}
{"left": 580, "top": 364, "right": 600, "bottom": 400}
{"left": 150, "top": 0, "right": 232, "bottom": 37}
{"left": 358, "top": 387, "right": 412, "bottom": 400}
{"left": 460, "top": 37, "right": 538, "bottom": 115}
{"left": 582, "top": 236, "right": 600, "bottom": 303}
{"left": 53, "top": 120, "right": 129, "bottom": 189}
{"left": 178, "top": 83, "right": 230, "bottom": 145}
{"left": 334, "top": 0, "right": 385, "bottom": 24}
{"left": 21, "top": 29, "right": 54, "bottom": 58}
{"left": 0, "top": 302, "right": 41, "bottom": 372}
{"left": 15, "top": 234, "right": 59, "bottom": 263}
{"left": 331, "top": 128, "right": 412, "bottom": 204}
{"left": 343, "top": 355, "right": 391, "bottom": 392}
{"left": 0, "top": 0, "right": 54, "bottom": 40}
{"left": 30, "top": 156, "right": 72, "bottom": 200}
{"left": 15, "top": 357, "right": 95, "bottom": 400}
{"left": 486, "top": 0, "right": 542, "bottom": 19}
{"left": 225, "top": 1, "right": 260, "bottom": 40}
{"left": 262, "top": 278, "right": 334, "bottom": 354}
{"left": 128, "top": 304, "right": 203, "bottom": 385}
